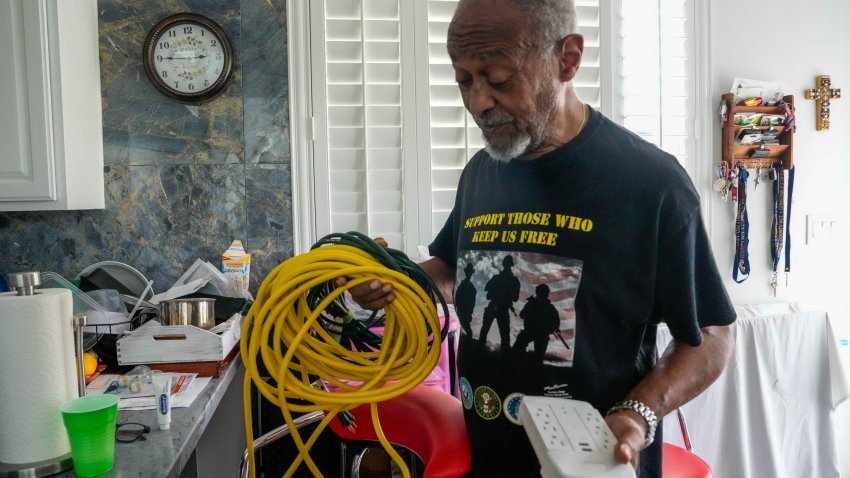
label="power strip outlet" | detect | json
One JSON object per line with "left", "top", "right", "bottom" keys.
{"left": 519, "top": 396, "right": 636, "bottom": 478}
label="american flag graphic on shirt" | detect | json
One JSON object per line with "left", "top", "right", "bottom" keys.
{"left": 454, "top": 250, "right": 583, "bottom": 367}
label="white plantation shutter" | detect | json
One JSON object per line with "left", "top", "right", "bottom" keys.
{"left": 311, "top": 0, "right": 412, "bottom": 249}
{"left": 618, "top": 0, "right": 696, "bottom": 172}
{"left": 301, "top": 0, "right": 697, "bottom": 255}
{"left": 575, "top": 0, "right": 603, "bottom": 110}
{"left": 416, "top": 0, "right": 484, "bottom": 239}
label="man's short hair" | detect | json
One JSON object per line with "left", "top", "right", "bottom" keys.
{"left": 514, "top": 0, "right": 577, "bottom": 50}
{"left": 456, "top": 0, "right": 577, "bottom": 52}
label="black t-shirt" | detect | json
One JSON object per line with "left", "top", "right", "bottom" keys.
{"left": 429, "top": 107, "right": 736, "bottom": 478}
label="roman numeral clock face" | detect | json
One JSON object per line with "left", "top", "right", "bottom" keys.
{"left": 143, "top": 13, "right": 234, "bottom": 103}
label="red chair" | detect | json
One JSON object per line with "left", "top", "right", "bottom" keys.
{"left": 661, "top": 409, "right": 713, "bottom": 478}
{"left": 330, "top": 384, "right": 470, "bottom": 478}
{"left": 239, "top": 384, "right": 471, "bottom": 478}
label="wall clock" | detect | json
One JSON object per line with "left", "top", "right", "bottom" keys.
{"left": 142, "top": 13, "right": 234, "bottom": 103}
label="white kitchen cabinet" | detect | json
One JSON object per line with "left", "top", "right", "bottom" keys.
{"left": 0, "top": 0, "right": 104, "bottom": 211}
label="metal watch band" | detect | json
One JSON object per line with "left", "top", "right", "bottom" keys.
{"left": 606, "top": 399, "right": 658, "bottom": 447}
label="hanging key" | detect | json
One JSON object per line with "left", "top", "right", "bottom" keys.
{"left": 753, "top": 165, "right": 761, "bottom": 190}
{"left": 768, "top": 167, "right": 778, "bottom": 181}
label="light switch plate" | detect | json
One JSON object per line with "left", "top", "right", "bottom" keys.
{"left": 807, "top": 214, "right": 843, "bottom": 244}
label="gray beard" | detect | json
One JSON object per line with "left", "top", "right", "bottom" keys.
{"left": 476, "top": 82, "right": 555, "bottom": 163}
{"left": 484, "top": 132, "right": 532, "bottom": 163}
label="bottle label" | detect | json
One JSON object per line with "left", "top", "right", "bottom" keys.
{"left": 159, "top": 394, "right": 168, "bottom": 414}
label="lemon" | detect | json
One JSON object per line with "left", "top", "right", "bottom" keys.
{"left": 83, "top": 352, "right": 98, "bottom": 377}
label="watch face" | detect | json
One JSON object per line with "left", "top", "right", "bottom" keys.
{"left": 143, "top": 13, "right": 233, "bottom": 103}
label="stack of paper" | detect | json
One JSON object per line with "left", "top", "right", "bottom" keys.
{"left": 87, "top": 372, "right": 212, "bottom": 410}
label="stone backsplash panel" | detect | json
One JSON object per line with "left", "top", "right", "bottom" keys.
{"left": 0, "top": 0, "right": 292, "bottom": 294}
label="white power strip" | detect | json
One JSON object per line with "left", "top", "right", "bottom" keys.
{"left": 519, "top": 396, "right": 636, "bottom": 478}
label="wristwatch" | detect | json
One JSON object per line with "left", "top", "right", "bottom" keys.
{"left": 606, "top": 399, "right": 658, "bottom": 447}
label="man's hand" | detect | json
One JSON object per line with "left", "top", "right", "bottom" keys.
{"left": 604, "top": 409, "right": 647, "bottom": 470}
{"left": 336, "top": 277, "right": 395, "bottom": 310}
{"left": 334, "top": 237, "right": 395, "bottom": 310}
{"left": 335, "top": 242, "right": 456, "bottom": 311}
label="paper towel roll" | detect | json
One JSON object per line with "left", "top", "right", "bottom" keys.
{"left": 0, "top": 288, "right": 77, "bottom": 464}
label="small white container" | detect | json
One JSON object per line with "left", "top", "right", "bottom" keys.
{"left": 151, "top": 373, "right": 172, "bottom": 430}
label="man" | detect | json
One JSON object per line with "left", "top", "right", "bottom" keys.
{"left": 340, "top": 0, "right": 735, "bottom": 476}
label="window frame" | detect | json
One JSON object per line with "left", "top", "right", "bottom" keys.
{"left": 289, "top": 0, "right": 316, "bottom": 254}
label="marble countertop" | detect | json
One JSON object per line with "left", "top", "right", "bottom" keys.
{"left": 56, "top": 356, "right": 243, "bottom": 478}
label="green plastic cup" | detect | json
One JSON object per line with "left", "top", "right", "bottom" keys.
{"left": 60, "top": 394, "right": 119, "bottom": 477}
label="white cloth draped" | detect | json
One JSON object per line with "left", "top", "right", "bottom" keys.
{"left": 657, "top": 309, "right": 850, "bottom": 478}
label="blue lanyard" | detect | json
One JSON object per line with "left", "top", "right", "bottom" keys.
{"left": 733, "top": 167, "right": 750, "bottom": 283}
{"left": 785, "top": 166, "right": 795, "bottom": 278}
{"left": 769, "top": 164, "right": 795, "bottom": 293}
{"left": 770, "top": 163, "right": 785, "bottom": 273}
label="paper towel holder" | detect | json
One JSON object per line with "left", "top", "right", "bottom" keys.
{"left": 73, "top": 315, "right": 87, "bottom": 398}
{"left": 1, "top": 274, "right": 75, "bottom": 476}
{"left": 0, "top": 454, "right": 74, "bottom": 478}
{"left": 5, "top": 271, "right": 41, "bottom": 296}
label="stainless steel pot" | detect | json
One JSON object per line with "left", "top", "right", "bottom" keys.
{"left": 159, "top": 298, "right": 216, "bottom": 330}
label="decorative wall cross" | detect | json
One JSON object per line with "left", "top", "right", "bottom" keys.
{"left": 805, "top": 75, "right": 841, "bottom": 131}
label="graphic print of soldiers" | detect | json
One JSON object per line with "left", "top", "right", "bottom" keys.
{"left": 513, "top": 284, "right": 561, "bottom": 361}
{"left": 454, "top": 262, "right": 477, "bottom": 337}
{"left": 479, "top": 255, "right": 520, "bottom": 352}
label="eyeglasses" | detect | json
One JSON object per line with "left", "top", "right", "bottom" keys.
{"left": 115, "top": 422, "right": 151, "bottom": 443}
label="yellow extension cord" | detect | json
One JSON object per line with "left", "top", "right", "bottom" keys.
{"left": 241, "top": 243, "right": 443, "bottom": 478}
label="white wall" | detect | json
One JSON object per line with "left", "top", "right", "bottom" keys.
{"left": 708, "top": 3, "right": 850, "bottom": 476}
{"left": 707, "top": 0, "right": 850, "bottom": 317}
